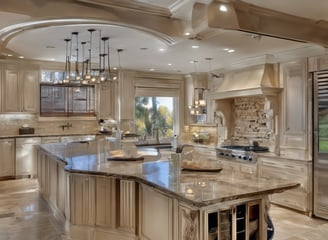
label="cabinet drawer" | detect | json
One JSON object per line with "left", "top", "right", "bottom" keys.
{"left": 260, "top": 166, "right": 308, "bottom": 191}
{"left": 260, "top": 159, "right": 307, "bottom": 175}
{"left": 240, "top": 165, "right": 257, "bottom": 175}
{"left": 219, "top": 160, "right": 258, "bottom": 175}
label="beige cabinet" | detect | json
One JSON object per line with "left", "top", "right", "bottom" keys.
{"left": 259, "top": 156, "right": 312, "bottom": 214}
{"left": 119, "top": 180, "right": 137, "bottom": 234}
{"left": 217, "top": 159, "right": 258, "bottom": 176}
{"left": 15, "top": 137, "right": 41, "bottom": 177}
{"left": 0, "top": 138, "right": 15, "bottom": 177}
{"left": 279, "top": 59, "right": 308, "bottom": 158}
{"left": 70, "top": 174, "right": 96, "bottom": 225}
{"left": 22, "top": 68, "right": 39, "bottom": 112}
{"left": 37, "top": 151, "right": 66, "bottom": 217}
{"left": 119, "top": 71, "right": 135, "bottom": 120}
{"left": 98, "top": 81, "right": 115, "bottom": 119}
{"left": 2, "top": 63, "right": 39, "bottom": 113}
{"left": 139, "top": 184, "right": 176, "bottom": 240}
{"left": 95, "top": 176, "right": 116, "bottom": 227}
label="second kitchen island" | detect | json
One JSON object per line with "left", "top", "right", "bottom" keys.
{"left": 36, "top": 141, "right": 298, "bottom": 240}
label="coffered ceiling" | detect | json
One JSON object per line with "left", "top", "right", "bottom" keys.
{"left": 0, "top": 0, "right": 327, "bottom": 74}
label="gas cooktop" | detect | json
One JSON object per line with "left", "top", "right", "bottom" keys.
{"left": 220, "top": 145, "right": 269, "bottom": 152}
{"left": 216, "top": 145, "right": 269, "bottom": 163}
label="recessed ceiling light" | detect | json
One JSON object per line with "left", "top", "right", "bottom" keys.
{"left": 159, "top": 48, "right": 165, "bottom": 52}
{"left": 7, "top": 54, "right": 13, "bottom": 57}
{"left": 185, "top": 32, "right": 191, "bottom": 36}
{"left": 219, "top": 4, "right": 228, "bottom": 12}
{"left": 113, "top": 67, "right": 118, "bottom": 70}
{"left": 223, "top": 48, "right": 235, "bottom": 53}
{"left": 18, "top": 56, "right": 24, "bottom": 59}
{"left": 168, "top": 63, "right": 172, "bottom": 66}
{"left": 192, "top": 45, "right": 199, "bottom": 49}
{"left": 149, "top": 68, "right": 155, "bottom": 71}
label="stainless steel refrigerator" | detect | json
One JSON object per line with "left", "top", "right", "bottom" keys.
{"left": 313, "top": 70, "right": 328, "bottom": 220}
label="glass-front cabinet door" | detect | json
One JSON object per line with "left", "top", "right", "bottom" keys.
{"left": 204, "top": 200, "right": 262, "bottom": 240}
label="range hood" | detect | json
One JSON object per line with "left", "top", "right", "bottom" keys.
{"left": 207, "top": 64, "right": 281, "bottom": 100}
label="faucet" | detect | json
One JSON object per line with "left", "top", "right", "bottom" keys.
{"left": 60, "top": 122, "right": 72, "bottom": 131}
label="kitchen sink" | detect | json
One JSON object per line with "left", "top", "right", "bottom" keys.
{"left": 135, "top": 142, "right": 172, "bottom": 149}
{"left": 60, "top": 135, "right": 96, "bottom": 143}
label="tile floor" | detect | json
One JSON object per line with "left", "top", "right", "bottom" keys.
{"left": 270, "top": 204, "right": 328, "bottom": 240}
{"left": 0, "top": 178, "right": 327, "bottom": 240}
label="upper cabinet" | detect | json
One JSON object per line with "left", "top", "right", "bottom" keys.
{"left": 279, "top": 59, "right": 309, "bottom": 159}
{"left": 1, "top": 63, "right": 39, "bottom": 113}
{"left": 119, "top": 71, "right": 135, "bottom": 120}
{"left": 98, "top": 81, "right": 115, "bottom": 119}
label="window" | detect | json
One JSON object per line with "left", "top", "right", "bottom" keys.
{"left": 134, "top": 77, "right": 184, "bottom": 138}
{"left": 40, "top": 71, "right": 95, "bottom": 117}
{"left": 135, "top": 96, "right": 174, "bottom": 138}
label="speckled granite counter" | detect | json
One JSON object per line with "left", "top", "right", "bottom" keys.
{"left": 0, "top": 132, "right": 100, "bottom": 139}
{"left": 38, "top": 141, "right": 299, "bottom": 208}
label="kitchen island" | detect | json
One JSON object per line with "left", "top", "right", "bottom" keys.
{"left": 36, "top": 141, "right": 299, "bottom": 240}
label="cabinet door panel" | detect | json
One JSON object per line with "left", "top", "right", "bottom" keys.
{"left": 95, "top": 177, "right": 116, "bottom": 227}
{"left": 140, "top": 184, "right": 173, "bottom": 240}
{"left": 22, "top": 70, "right": 39, "bottom": 112}
{"left": 0, "top": 139, "right": 15, "bottom": 177}
{"left": 119, "top": 180, "right": 136, "bottom": 233}
{"left": 15, "top": 137, "right": 41, "bottom": 176}
{"left": 280, "top": 59, "right": 307, "bottom": 150}
{"left": 98, "top": 82, "right": 114, "bottom": 118}
{"left": 70, "top": 175, "right": 96, "bottom": 225}
{"left": 3, "top": 68, "right": 19, "bottom": 112}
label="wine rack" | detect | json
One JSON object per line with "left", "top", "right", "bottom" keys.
{"left": 205, "top": 200, "right": 262, "bottom": 240}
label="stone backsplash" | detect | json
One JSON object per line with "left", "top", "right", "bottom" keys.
{"left": 0, "top": 114, "right": 98, "bottom": 136}
{"left": 232, "top": 96, "right": 276, "bottom": 146}
{"left": 181, "top": 124, "right": 217, "bottom": 146}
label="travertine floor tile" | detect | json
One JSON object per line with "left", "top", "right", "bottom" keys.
{"left": 270, "top": 204, "right": 328, "bottom": 240}
{"left": 0, "top": 179, "right": 67, "bottom": 240}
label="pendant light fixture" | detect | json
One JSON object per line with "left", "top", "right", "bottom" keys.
{"left": 188, "top": 60, "right": 207, "bottom": 116}
{"left": 62, "top": 38, "right": 71, "bottom": 84}
{"left": 62, "top": 28, "right": 115, "bottom": 85}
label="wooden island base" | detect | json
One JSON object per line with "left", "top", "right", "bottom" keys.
{"left": 37, "top": 142, "right": 298, "bottom": 240}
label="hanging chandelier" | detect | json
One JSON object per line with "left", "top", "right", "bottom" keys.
{"left": 188, "top": 60, "right": 207, "bottom": 116}
{"left": 62, "top": 28, "right": 117, "bottom": 85}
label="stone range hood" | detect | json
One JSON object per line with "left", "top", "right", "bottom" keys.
{"left": 207, "top": 64, "right": 281, "bottom": 100}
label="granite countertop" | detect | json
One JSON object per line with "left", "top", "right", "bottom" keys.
{"left": 38, "top": 141, "right": 300, "bottom": 208}
{"left": 0, "top": 132, "right": 101, "bottom": 139}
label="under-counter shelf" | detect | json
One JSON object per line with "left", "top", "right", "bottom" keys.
{"left": 204, "top": 201, "right": 262, "bottom": 240}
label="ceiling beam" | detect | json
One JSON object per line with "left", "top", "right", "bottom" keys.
{"left": 192, "top": 0, "right": 328, "bottom": 47}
